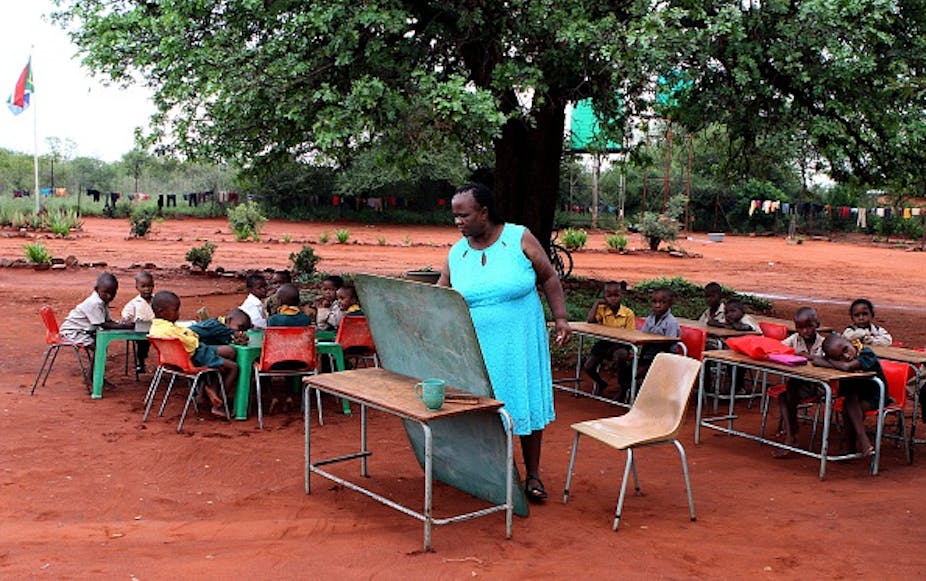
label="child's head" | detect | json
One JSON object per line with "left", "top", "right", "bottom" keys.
{"left": 269, "top": 270, "right": 292, "bottom": 291}
{"left": 793, "top": 306, "right": 820, "bottom": 340}
{"left": 135, "top": 271, "right": 155, "bottom": 300}
{"left": 245, "top": 273, "right": 269, "bottom": 299}
{"left": 724, "top": 299, "right": 745, "bottom": 324}
{"left": 151, "top": 290, "right": 181, "bottom": 322}
{"left": 704, "top": 282, "right": 723, "bottom": 309}
{"left": 276, "top": 283, "right": 301, "bottom": 308}
{"left": 225, "top": 308, "right": 252, "bottom": 332}
{"left": 321, "top": 275, "right": 344, "bottom": 302}
{"left": 823, "top": 333, "right": 857, "bottom": 362}
{"left": 337, "top": 285, "right": 358, "bottom": 311}
{"left": 95, "top": 272, "right": 120, "bottom": 304}
{"left": 849, "top": 298, "right": 875, "bottom": 328}
{"left": 651, "top": 287, "right": 674, "bottom": 317}
{"left": 602, "top": 280, "right": 624, "bottom": 309}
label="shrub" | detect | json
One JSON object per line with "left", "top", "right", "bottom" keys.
{"left": 282, "top": 233, "right": 292, "bottom": 243}
{"left": 377, "top": 236, "right": 387, "bottom": 246}
{"left": 560, "top": 228, "right": 588, "bottom": 250}
{"left": 319, "top": 231, "right": 330, "bottom": 244}
{"left": 185, "top": 241, "right": 217, "bottom": 271}
{"left": 289, "top": 245, "right": 321, "bottom": 281}
{"left": 227, "top": 200, "right": 266, "bottom": 241}
{"left": 129, "top": 209, "right": 155, "bottom": 238}
{"left": 334, "top": 229, "right": 350, "bottom": 243}
{"left": 24, "top": 242, "right": 52, "bottom": 264}
{"left": 605, "top": 234, "right": 628, "bottom": 251}
{"left": 639, "top": 211, "right": 679, "bottom": 251}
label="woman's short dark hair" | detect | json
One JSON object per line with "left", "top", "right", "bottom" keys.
{"left": 454, "top": 182, "right": 504, "bottom": 224}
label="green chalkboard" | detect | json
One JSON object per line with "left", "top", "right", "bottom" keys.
{"left": 354, "top": 274, "right": 529, "bottom": 517}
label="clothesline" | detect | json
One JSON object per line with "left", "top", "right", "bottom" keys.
{"left": 748, "top": 200, "right": 924, "bottom": 227}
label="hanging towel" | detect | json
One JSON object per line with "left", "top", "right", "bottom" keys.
{"left": 857, "top": 208, "right": 867, "bottom": 228}
{"left": 876, "top": 207, "right": 885, "bottom": 217}
{"left": 903, "top": 207, "right": 912, "bottom": 219}
{"left": 781, "top": 202, "right": 791, "bottom": 214}
{"left": 749, "top": 200, "right": 758, "bottom": 217}
{"left": 913, "top": 208, "right": 922, "bottom": 216}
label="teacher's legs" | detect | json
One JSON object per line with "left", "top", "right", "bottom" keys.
{"left": 521, "top": 430, "right": 547, "bottom": 502}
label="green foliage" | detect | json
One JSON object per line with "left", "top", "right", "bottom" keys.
{"left": 130, "top": 208, "right": 155, "bottom": 238}
{"left": 605, "top": 234, "right": 628, "bottom": 251}
{"left": 377, "top": 236, "right": 387, "bottom": 246}
{"left": 185, "top": 241, "right": 216, "bottom": 271}
{"left": 227, "top": 201, "right": 266, "bottom": 242}
{"left": 23, "top": 242, "right": 52, "bottom": 264}
{"left": 638, "top": 212, "right": 679, "bottom": 251}
{"left": 560, "top": 228, "right": 588, "bottom": 250}
{"left": 289, "top": 245, "right": 321, "bottom": 282}
{"left": 318, "top": 231, "right": 330, "bottom": 244}
{"left": 46, "top": 209, "right": 82, "bottom": 236}
{"left": 334, "top": 229, "right": 350, "bottom": 244}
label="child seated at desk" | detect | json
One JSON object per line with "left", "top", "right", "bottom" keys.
{"left": 265, "top": 269, "right": 292, "bottom": 317}
{"left": 240, "top": 273, "right": 269, "bottom": 329}
{"left": 315, "top": 275, "right": 344, "bottom": 331}
{"left": 60, "top": 272, "right": 134, "bottom": 383}
{"left": 337, "top": 284, "right": 363, "bottom": 318}
{"left": 189, "top": 309, "right": 252, "bottom": 346}
{"left": 842, "top": 298, "right": 893, "bottom": 346}
{"left": 698, "top": 281, "right": 725, "bottom": 326}
{"left": 149, "top": 290, "right": 239, "bottom": 416}
{"left": 268, "top": 284, "right": 311, "bottom": 327}
{"left": 774, "top": 306, "right": 826, "bottom": 457}
{"left": 121, "top": 270, "right": 155, "bottom": 374}
{"left": 583, "top": 280, "right": 635, "bottom": 398}
{"left": 716, "top": 299, "right": 760, "bottom": 332}
{"left": 814, "top": 333, "right": 889, "bottom": 457}
{"left": 638, "top": 287, "right": 681, "bottom": 380}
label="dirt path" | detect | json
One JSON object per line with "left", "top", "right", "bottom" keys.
{"left": 1, "top": 217, "right": 924, "bottom": 577}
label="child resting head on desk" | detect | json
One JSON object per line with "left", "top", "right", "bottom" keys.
{"left": 584, "top": 280, "right": 635, "bottom": 399}
{"left": 189, "top": 308, "right": 253, "bottom": 346}
{"left": 149, "top": 290, "right": 239, "bottom": 416}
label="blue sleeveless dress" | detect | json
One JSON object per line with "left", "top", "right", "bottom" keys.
{"left": 448, "top": 223, "right": 556, "bottom": 435}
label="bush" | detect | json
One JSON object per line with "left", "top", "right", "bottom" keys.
{"left": 185, "top": 241, "right": 217, "bottom": 271}
{"left": 289, "top": 245, "right": 321, "bottom": 281}
{"left": 334, "top": 229, "right": 350, "bottom": 244}
{"left": 638, "top": 212, "right": 679, "bottom": 251}
{"left": 23, "top": 242, "right": 52, "bottom": 264}
{"left": 605, "top": 233, "right": 628, "bottom": 251}
{"left": 129, "top": 209, "right": 155, "bottom": 238}
{"left": 560, "top": 228, "right": 588, "bottom": 250}
{"left": 227, "top": 200, "right": 266, "bottom": 241}
{"left": 319, "top": 231, "right": 330, "bottom": 244}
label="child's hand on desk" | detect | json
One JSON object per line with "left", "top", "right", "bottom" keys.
{"left": 231, "top": 330, "right": 250, "bottom": 345}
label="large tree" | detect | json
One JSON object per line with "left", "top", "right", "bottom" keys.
{"left": 53, "top": 0, "right": 669, "bottom": 245}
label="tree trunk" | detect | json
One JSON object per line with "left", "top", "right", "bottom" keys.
{"left": 493, "top": 98, "right": 566, "bottom": 252}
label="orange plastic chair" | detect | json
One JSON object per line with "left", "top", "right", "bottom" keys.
{"left": 254, "top": 326, "right": 320, "bottom": 429}
{"left": 334, "top": 316, "right": 378, "bottom": 368}
{"left": 31, "top": 306, "right": 92, "bottom": 395}
{"left": 679, "top": 325, "right": 707, "bottom": 361}
{"left": 758, "top": 321, "right": 789, "bottom": 341}
{"left": 144, "top": 337, "right": 230, "bottom": 433}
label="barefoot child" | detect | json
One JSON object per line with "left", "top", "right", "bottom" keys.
{"left": 720, "top": 299, "right": 760, "bottom": 332}
{"left": 637, "top": 287, "right": 681, "bottom": 381}
{"left": 842, "top": 298, "right": 893, "bottom": 346}
{"left": 121, "top": 270, "right": 156, "bottom": 374}
{"left": 150, "top": 290, "right": 238, "bottom": 416}
{"left": 774, "top": 307, "right": 826, "bottom": 457}
{"left": 584, "top": 280, "right": 635, "bottom": 398}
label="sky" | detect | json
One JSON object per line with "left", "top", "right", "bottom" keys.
{"left": 0, "top": 1, "right": 154, "bottom": 162}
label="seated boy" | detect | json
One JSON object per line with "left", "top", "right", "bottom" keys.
{"left": 774, "top": 306, "right": 826, "bottom": 457}
{"left": 268, "top": 284, "right": 311, "bottom": 327}
{"left": 698, "top": 281, "right": 726, "bottom": 326}
{"left": 121, "top": 270, "right": 156, "bottom": 374}
{"left": 190, "top": 309, "right": 253, "bottom": 346}
{"left": 337, "top": 284, "right": 363, "bottom": 318}
{"left": 637, "top": 287, "right": 681, "bottom": 381}
{"left": 240, "top": 273, "right": 269, "bottom": 329}
{"left": 720, "top": 299, "right": 760, "bottom": 332}
{"left": 583, "top": 280, "right": 635, "bottom": 398}
{"left": 265, "top": 270, "right": 293, "bottom": 317}
{"left": 149, "top": 291, "right": 238, "bottom": 417}
{"left": 315, "top": 275, "right": 344, "bottom": 331}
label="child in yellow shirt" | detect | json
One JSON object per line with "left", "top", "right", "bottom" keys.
{"left": 584, "top": 280, "right": 635, "bottom": 398}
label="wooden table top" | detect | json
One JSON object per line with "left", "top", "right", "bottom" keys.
{"left": 676, "top": 318, "right": 762, "bottom": 339}
{"left": 701, "top": 349, "right": 875, "bottom": 382}
{"left": 753, "top": 314, "right": 834, "bottom": 334}
{"left": 304, "top": 368, "right": 503, "bottom": 422}
{"left": 870, "top": 345, "right": 926, "bottom": 366}
{"left": 567, "top": 322, "right": 681, "bottom": 344}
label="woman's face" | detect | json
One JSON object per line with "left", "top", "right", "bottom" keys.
{"left": 451, "top": 192, "right": 488, "bottom": 238}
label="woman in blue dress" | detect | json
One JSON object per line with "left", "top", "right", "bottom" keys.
{"left": 438, "top": 183, "right": 571, "bottom": 502}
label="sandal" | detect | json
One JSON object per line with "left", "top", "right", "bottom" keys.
{"left": 524, "top": 474, "right": 548, "bottom": 503}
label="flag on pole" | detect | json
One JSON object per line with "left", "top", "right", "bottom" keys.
{"left": 7, "top": 58, "right": 34, "bottom": 116}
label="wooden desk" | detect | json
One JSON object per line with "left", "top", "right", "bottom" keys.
{"left": 695, "top": 350, "right": 883, "bottom": 480}
{"left": 303, "top": 368, "right": 513, "bottom": 551}
{"left": 676, "top": 318, "right": 761, "bottom": 345}
{"left": 753, "top": 314, "right": 834, "bottom": 334}
{"left": 557, "top": 322, "right": 681, "bottom": 407}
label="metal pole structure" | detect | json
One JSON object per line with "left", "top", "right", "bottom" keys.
{"left": 663, "top": 119, "right": 672, "bottom": 213}
{"left": 685, "top": 134, "right": 693, "bottom": 232}
{"left": 591, "top": 153, "right": 600, "bottom": 229}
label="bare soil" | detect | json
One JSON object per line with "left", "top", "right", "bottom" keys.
{"left": 1, "top": 217, "right": 924, "bottom": 578}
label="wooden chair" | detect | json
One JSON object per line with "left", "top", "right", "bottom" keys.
{"left": 563, "top": 353, "right": 702, "bottom": 531}
{"left": 254, "top": 326, "right": 321, "bottom": 429}
{"left": 31, "top": 306, "right": 92, "bottom": 395}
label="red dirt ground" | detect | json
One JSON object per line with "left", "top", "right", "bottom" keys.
{"left": 1, "top": 217, "right": 925, "bottom": 578}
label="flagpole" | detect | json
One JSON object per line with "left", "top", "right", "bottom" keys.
{"left": 31, "top": 51, "right": 39, "bottom": 215}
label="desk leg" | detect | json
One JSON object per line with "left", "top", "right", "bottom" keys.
{"left": 423, "top": 422, "right": 433, "bottom": 552}
{"left": 629, "top": 345, "right": 640, "bottom": 402}
{"left": 695, "top": 365, "right": 706, "bottom": 444}
{"left": 305, "top": 384, "right": 312, "bottom": 494}
{"left": 727, "top": 367, "right": 738, "bottom": 432}
{"left": 234, "top": 360, "right": 253, "bottom": 421}
{"left": 818, "top": 385, "right": 833, "bottom": 481}
{"left": 573, "top": 335, "right": 585, "bottom": 394}
{"left": 91, "top": 334, "right": 115, "bottom": 399}
{"left": 361, "top": 404, "right": 369, "bottom": 477}
{"left": 499, "top": 408, "right": 514, "bottom": 539}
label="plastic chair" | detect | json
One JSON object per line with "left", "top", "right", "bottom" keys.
{"left": 333, "top": 316, "right": 378, "bottom": 369}
{"left": 563, "top": 353, "right": 702, "bottom": 531}
{"left": 31, "top": 306, "right": 92, "bottom": 395}
{"left": 679, "top": 325, "right": 707, "bottom": 361}
{"left": 143, "top": 337, "right": 230, "bottom": 433}
{"left": 758, "top": 321, "right": 789, "bottom": 341}
{"left": 254, "top": 326, "right": 321, "bottom": 429}
{"left": 634, "top": 317, "right": 645, "bottom": 330}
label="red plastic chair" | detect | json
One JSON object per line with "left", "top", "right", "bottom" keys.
{"left": 758, "top": 321, "right": 789, "bottom": 341}
{"left": 679, "top": 325, "right": 707, "bottom": 361}
{"left": 144, "top": 337, "right": 230, "bottom": 433}
{"left": 254, "top": 326, "right": 319, "bottom": 429}
{"left": 31, "top": 306, "right": 92, "bottom": 395}
{"left": 635, "top": 317, "right": 645, "bottom": 330}
{"left": 334, "top": 316, "right": 378, "bottom": 368}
